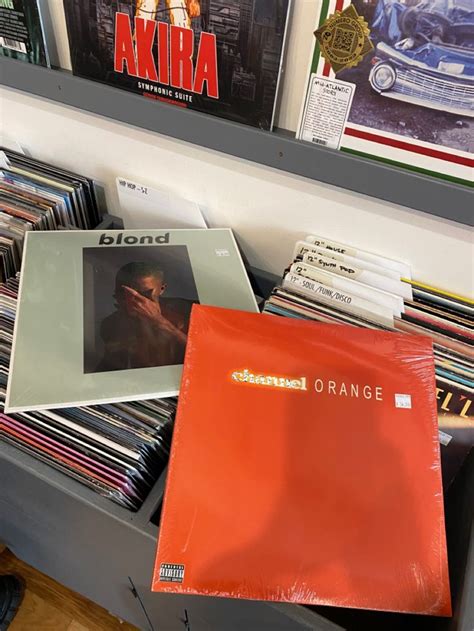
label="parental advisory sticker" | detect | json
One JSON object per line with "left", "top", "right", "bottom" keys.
{"left": 159, "top": 563, "right": 185, "bottom": 583}
{"left": 298, "top": 75, "right": 355, "bottom": 150}
{"left": 395, "top": 394, "right": 412, "bottom": 409}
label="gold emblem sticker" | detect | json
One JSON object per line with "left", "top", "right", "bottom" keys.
{"left": 315, "top": 4, "right": 373, "bottom": 73}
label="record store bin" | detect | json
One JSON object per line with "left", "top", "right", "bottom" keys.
{"left": 0, "top": 267, "right": 472, "bottom": 631}
{"left": 0, "top": 6, "right": 473, "bottom": 623}
{"left": 1, "top": 380, "right": 472, "bottom": 631}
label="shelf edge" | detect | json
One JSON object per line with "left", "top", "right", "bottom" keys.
{"left": 1, "top": 58, "right": 472, "bottom": 226}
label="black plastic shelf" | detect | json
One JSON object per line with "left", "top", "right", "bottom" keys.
{"left": 1, "top": 57, "right": 472, "bottom": 226}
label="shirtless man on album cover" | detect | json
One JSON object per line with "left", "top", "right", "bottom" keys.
{"left": 98, "top": 261, "right": 194, "bottom": 371}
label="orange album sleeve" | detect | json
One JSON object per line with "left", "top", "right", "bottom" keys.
{"left": 152, "top": 305, "right": 451, "bottom": 616}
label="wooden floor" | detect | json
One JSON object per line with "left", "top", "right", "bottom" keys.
{"left": 0, "top": 548, "right": 137, "bottom": 631}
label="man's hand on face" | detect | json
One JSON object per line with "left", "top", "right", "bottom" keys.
{"left": 122, "top": 285, "right": 169, "bottom": 326}
{"left": 122, "top": 285, "right": 187, "bottom": 344}
{"left": 121, "top": 286, "right": 187, "bottom": 344}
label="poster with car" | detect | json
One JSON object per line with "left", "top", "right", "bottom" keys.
{"left": 298, "top": 0, "right": 473, "bottom": 187}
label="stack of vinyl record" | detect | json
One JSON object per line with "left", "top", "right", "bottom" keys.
{"left": 0, "top": 274, "right": 176, "bottom": 510}
{"left": 264, "top": 234, "right": 473, "bottom": 485}
{"left": 0, "top": 147, "right": 100, "bottom": 281}
{"left": 0, "top": 150, "right": 177, "bottom": 510}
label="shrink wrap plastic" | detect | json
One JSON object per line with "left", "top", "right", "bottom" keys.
{"left": 153, "top": 306, "right": 451, "bottom": 616}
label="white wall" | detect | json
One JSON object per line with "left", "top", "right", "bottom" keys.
{"left": 0, "top": 1, "right": 472, "bottom": 296}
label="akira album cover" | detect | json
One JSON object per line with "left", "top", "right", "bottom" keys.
{"left": 153, "top": 306, "right": 451, "bottom": 616}
{"left": 297, "top": 0, "right": 473, "bottom": 186}
{"left": 63, "top": 0, "right": 292, "bottom": 130}
{"left": 0, "top": 0, "right": 56, "bottom": 66}
{"left": 5, "top": 230, "right": 258, "bottom": 412}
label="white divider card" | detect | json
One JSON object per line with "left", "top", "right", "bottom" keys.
{"left": 305, "top": 234, "right": 412, "bottom": 280}
{"left": 290, "top": 262, "right": 404, "bottom": 317}
{"left": 297, "top": 76, "right": 355, "bottom": 150}
{"left": 282, "top": 272, "right": 394, "bottom": 328}
{"left": 302, "top": 251, "right": 412, "bottom": 301}
{"left": 0, "top": 151, "right": 10, "bottom": 170}
{"left": 116, "top": 177, "right": 207, "bottom": 229}
{"left": 293, "top": 240, "right": 408, "bottom": 286}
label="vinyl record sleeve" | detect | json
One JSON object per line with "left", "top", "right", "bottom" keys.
{"left": 6, "top": 229, "right": 257, "bottom": 412}
{"left": 153, "top": 305, "right": 451, "bottom": 615}
{"left": 63, "top": 0, "right": 292, "bottom": 130}
{"left": 436, "top": 376, "right": 473, "bottom": 487}
{"left": 0, "top": 0, "right": 57, "bottom": 67}
{"left": 297, "top": 0, "right": 473, "bottom": 186}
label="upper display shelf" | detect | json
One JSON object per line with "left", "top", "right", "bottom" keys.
{"left": 1, "top": 57, "right": 472, "bottom": 226}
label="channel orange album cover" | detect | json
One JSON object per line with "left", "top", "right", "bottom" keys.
{"left": 152, "top": 306, "right": 451, "bottom": 616}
